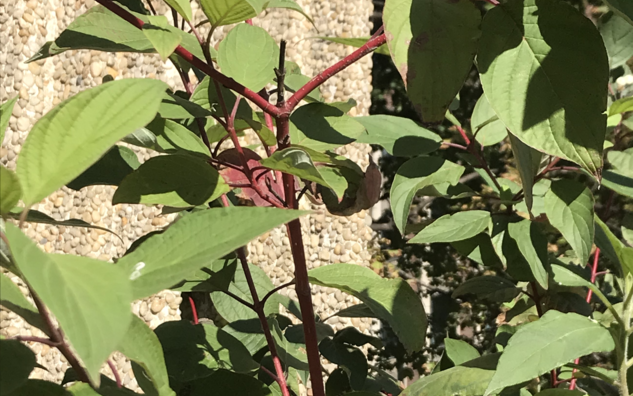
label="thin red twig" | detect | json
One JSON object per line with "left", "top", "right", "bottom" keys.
{"left": 283, "top": 33, "right": 387, "bottom": 111}
{"left": 188, "top": 296, "right": 199, "bottom": 325}
{"left": 12, "top": 336, "right": 60, "bottom": 347}
{"left": 107, "top": 359, "right": 123, "bottom": 388}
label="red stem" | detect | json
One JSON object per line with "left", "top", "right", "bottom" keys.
{"left": 12, "top": 335, "right": 60, "bottom": 347}
{"left": 277, "top": 117, "right": 326, "bottom": 396}
{"left": 107, "top": 359, "right": 123, "bottom": 388}
{"left": 456, "top": 124, "right": 502, "bottom": 192}
{"left": 283, "top": 33, "right": 387, "bottom": 111}
{"left": 188, "top": 296, "right": 199, "bottom": 325}
{"left": 95, "top": 0, "right": 280, "bottom": 116}
{"left": 236, "top": 248, "right": 291, "bottom": 396}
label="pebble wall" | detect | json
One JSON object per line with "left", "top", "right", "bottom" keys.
{"left": 0, "top": 0, "right": 376, "bottom": 391}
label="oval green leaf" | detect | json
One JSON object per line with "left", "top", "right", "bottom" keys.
{"left": 218, "top": 24, "right": 279, "bottom": 92}
{"left": 471, "top": 94, "right": 507, "bottom": 147}
{"left": 0, "top": 95, "right": 18, "bottom": 145}
{"left": 0, "top": 166, "right": 21, "bottom": 215}
{"left": 5, "top": 223, "right": 133, "bottom": 385}
{"left": 113, "top": 155, "right": 229, "bottom": 208}
{"left": 409, "top": 211, "right": 491, "bottom": 244}
{"left": 117, "top": 207, "right": 307, "bottom": 300}
{"left": 142, "top": 16, "right": 182, "bottom": 61}
{"left": 506, "top": 219, "right": 549, "bottom": 289}
{"left": 355, "top": 115, "right": 442, "bottom": 157}
{"left": 484, "top": 311, "right": 615, "bottom": 395}
{"left": 391, "top": 156, "right": 465, "bottom": 235}
{"left": 383, "top": 0, "right": 481, "bottom": 123}
{"left": 199, "top": 0, "right": 263, "bottom": 27}
{"left": 544, "top": 179, "right": 594, "bottom": 264}
{"left": 600, "top": 13, "right": 633, "bottom": 69}
{"left": 16, "top": 78, "right": 167, "bottom": 206}
{"left": 308, "top": 263, "right": 427, "bottom": 353}
{"left": 118, "top": 315, "right": 175, "bottom": 396}
{"left": 478, "top": 0, "right": 609, "bottom": 175}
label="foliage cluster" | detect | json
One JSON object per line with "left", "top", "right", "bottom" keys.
{"left": 1, "top": 0, "right": 633, "bottom": 396}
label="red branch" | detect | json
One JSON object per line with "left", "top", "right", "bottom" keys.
{"left": 283, "top": 33, "right": 387, "bottom": 110}
{"left": 95, "top": 0, "right": 279, "bottom": 116}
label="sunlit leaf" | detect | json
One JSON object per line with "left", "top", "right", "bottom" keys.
{"left": 355, "top": 115, "right": 441, "bottom": 157}
{"left": 199, "top": 0, "right": 264, "bottom": 27}
{"left": 0, "top": 166, "right": 21, "bottom": 215}
{"left": 445, "top": 338, "right": 480, "bottom": 366}
{"left": 16, "top": 79, "right": 167, "bottom": 206}
{"left": 163, "top": 0, "right": 193, "bottom": 21}
{"left": 290, "top": 103, "right": 365, "bottom": 151}
{"left": 308, "top": 263, "right": 427, "bottom": 353}
{"left": 544, "top": 179, "right": 594, "bottom": 264}
{"left": 117, "top": 207, "right": 307, "bottom": 299}
{"left": 0, "top": 95, "right": 18, "bottom": 146}
{"left": 384, "top": 0, "right": 481, "bottom": 123}
{"left": 390, "top": 156, "right": 465, "bottom": 234}
{"left": 478, "top": 0, "right": 609, "bottom": 175}
{"left": 600, "top": 13, "right": 633, "bottom": 69}
{"left": 409, "top": 211, "right": 491, "bottom": 244}
{"left": 484, "top": 311, "right": 615, "bottom": 395}
{"left": 118, "top": 315, "right": 175, "bottom": 396}
{"left": 471, "top": 94, "right": 507, "bottom": 146}
{"left": 506, "top": 219, "right": 549, "bottom": 289}
{"left": 5, "top": 224, "right": 133, "bottom": 385}
{"left": 603, "top": 0, "right": 633, "bottom": 26}
{"left": 142, "top": 15, "right": 182, "bottom": 60}
{"left": 218, "top": 24, "right": 279, "bottom": 92}
{"left": 113, "top": 155, "right": 229, "bottom": 207}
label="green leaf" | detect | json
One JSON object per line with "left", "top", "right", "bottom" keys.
{"left": 308, "top": 263, "right": 427, "bottom": 353}
{"left": 623, "top": 213, "right": 633, "bottom": 246}
{"left": 290, "top": 103, "right": 366, "bottom": 151}
{"left": 269, "top": 318, "right": 309, "bottom": 371}
{"left": 355, "top": 115, "right": 441, "bottom": 157}
{"left": 142, "top": 16, "right": 182, "bottom": 60}
{"left": 16, "top": 79, "right": 167, "bottom": 206}
{"left": 211, "top": 262, "right": 280, "bottom": 322}
{"left": 477, "top": 0, "right": 609, "bottom": 175}
{"left": 603, "top": 0, "right": 633, "bottom": 26}
{"left": 601, "top": 169, "right": 633, "bottom": 198}
{"left": 7, "top": 209, "right": 120, "bottom": 240}
{"left": 155, "top": 321, "right": 258, "bottom": 382}
{"left": 312, "top": 36, "right": 390, "bottom": 56}
{"left": 391, "top": 156, "right": 465, "bottom": 235}
{"left": 199, "top": 0, "right": 264, "bottom": 27}
{"left": 8, "top": 379, "right": 69, "bottom": 396}
{"left": 218, "top": 24, "right": 279, "bottom": 92}
{"left": 163, "top": 0, "right": 193, "bottom": 21}
{"left": 189, "top": 369, "right": 272, "bottom": 396}
{"left": 608, "top": 147, "right": 633, "bottom": 178}
{"left": 444, "top": 338, "right": 480, "bottom": 366}
{"left": 409, "top": 211, "right": 491, "bottom": 244}
{"left": 266, "top": 0, "right": 314, "bottom": 25}
{"left": 544, "top": 179, "right": 594, "bottom": 264}
{"left": 67, "top": 145, "right": 140, "bottom": 190}
{"left": 113, "top": 155, "right": 229, "bottom": 207}
{"left": 320, "top": 338, "right": 368, "bottom": 390}
{"left": 0, "top": 339, "right": 36, "bottom": 395}
{"left": 471, "top": 94, "right": 507, "bottom": 147}
{"left": 129, "top": 118, "right": 211, "bottom": 159}
{"left": 509, "top": 133, "right": 542, "bottom": 215}
{"left": 401, "top": 354, "right": 499, "bottom": 396}
{"left": 383, "top": 0, "right": 481, "bottom": 123}
{"left": 608, "top": 96, "right": 633, "bottom": 116}
{"left": 158, "top": 92, "right": 215, "bottom": 119}
{"left": 117, "top": 207, "right": 306, "bottom": 300}
{"left": 260, "top": 147, "right": 332, "bottom": 189}
{"left": 282, "top": 73, "right": 323, "bottom": 103}
{"left": 600, "top": 13, "right": 633, "bottom": 69}
{"left": 0, "top": 95, "right": 18, "bottom": 145}
{"left": 0, "top": 166, "right": 21, "bottom": 215}
{"left": 0, "top": 272, "right": 49, "bottom": 336}
{"left": 170, "top": 257, "right": 238, "bottom": 293}
{"left": 506, "top": 220, "right": 549, "bottom": 289}
{"left": 5, "top": 223, "right": 133, "bottom": 385}
{"left": 118, "top": 315, "right": 175, "bottom": 396}
{"left": 34, "top": 5, "right": 205, "bottom": 61}
{"left": 595, "top": 216, "right": 633, "bottom": 275}
{"left": 285, "top": 323, "right": 335, "bottom": 345}
{"left": 451, "top": 233, "right": 504, "bottom": 269}
{"left": 452, "top": 276, "right": 520, "bottom": 303}
{"left": 484, "top": 311, "right": 615, "bottom": 395}
{"left": 550, "top": 262, "right": 611, "bottom": 309}
{"left": 191, "top": 77, "right": 254, "bottom": 121}
{"left": 333, "top": 303, "right": 377, "bottom": 319}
